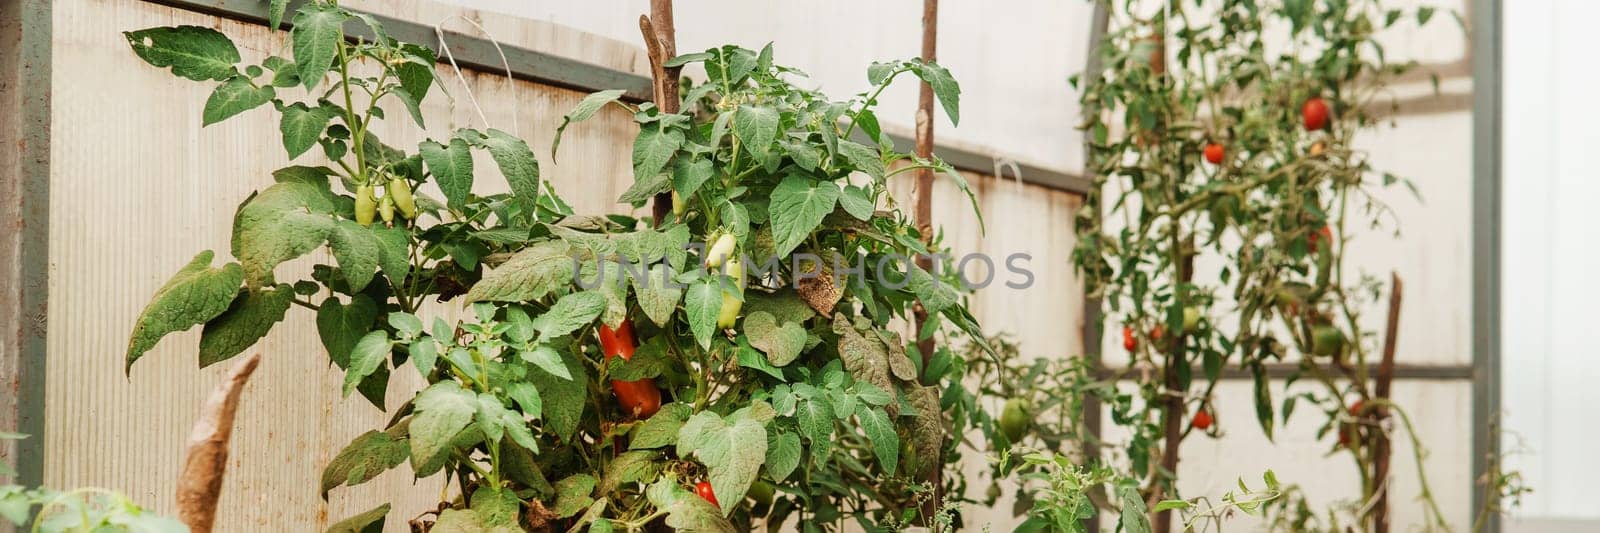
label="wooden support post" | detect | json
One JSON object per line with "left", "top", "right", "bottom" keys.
{"left": 1372, "top": 272, "right": 1403, "bottom": 533}
{"left": 911, "top": 0, "right": 943, "bottom": 526}
{"left": 639, "top": 0, "right": 680, "bottom": 227}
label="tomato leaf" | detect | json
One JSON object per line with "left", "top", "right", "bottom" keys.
{"left": 320, "top": 431, "right": 407, "bottom": 497}
{"left": 124, "top": 25, "right": 240, "bottom": 82}
{"left": 462, "top": 240, "right": 573, "bottom": 303}
{"left": 202, "top": 76, "right": 274, "bottom": 126}
{"left": 420, "top": 137, "right": 475, "bottom": 209}
{"left": 198, "top": 285, "right": 293, "bottom": 367}
{"left": 291, "top": 3, "right": 348, "bottom": 90}
{"left": 125, "top": 251, "right": 244, "bottom": 371}
{"left": 341, "top": 330, "right": 391, "bottom": 397}
{"left": 553, "top": 89, "right": 627, "bottom": 160}
{"left": 325, "top": 503, "right": 390, "bottom": 533}
{"left": 675, "top": 410, "right": 768, "bottom": 516}
{"left": 684, "top": 278, "right": 724, "bottom": 350}
{"left": 408, "top": 381, "right": 477, "bottom": 471}
{"left": 767, "top": 175, "right": 840, "bottom": 257}
{"left": 278, "top": 102, "right": 334, "bottom": 158}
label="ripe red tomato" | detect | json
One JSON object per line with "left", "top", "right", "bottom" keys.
{"left": 1302, "top": 97, "right": 1329, "bottom": 131}
{"left": 1150, "top": 325, "right": 1166, "bottom": 342}
{"left": 1349, "top": 400, "right": 1365, "bottom": 416}
{"left": 1122, "top": 326, "right": 1136, "bottom": 351}
{"left": 1204, "top": 143, "right": 1225, "bottom": 165}
{"left": 1191, "top": 410, "right": 1213, "bottom": 430}
{"left": 695, "top": 481, "right": 719, "bottom": 509}
{"left": 598, "top": 320, "right": 662, "bottom": 419}
{"left": 1308, "top": 225, "right": 1332, "bottom": 253}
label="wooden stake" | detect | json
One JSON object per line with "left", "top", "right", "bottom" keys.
{"left": 1372, "top": 272, "right": 1403, "bottom": 533}
{"left": 639, "top": 0, "right": 680, "bottom": 226}
{"left": 911, "top": 0, "right": 944, "bottom": 526}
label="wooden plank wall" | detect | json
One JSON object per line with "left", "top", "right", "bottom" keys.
{"left": 43, "top": 0, "right": 1085, "bottom": 530}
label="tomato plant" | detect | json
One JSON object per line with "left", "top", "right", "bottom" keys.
{"left": 1072, "top": 0, "right": 1451, "bottom": 529}
{"left": 120, "top": 1, "right": 991, "bottom": 530}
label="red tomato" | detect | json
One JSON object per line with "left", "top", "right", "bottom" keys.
{"left": 695, "top": 481, "right": 719, "bottom": 509}
{"left": 1191, "top": 410, "right": 1213, "bottom": 430}
{"left": 1122, "top": 326, "right": 1136, "bottom": 351}
{"left": 1308, "top": 225, "right": 1332, "bottom": 253}
{"left": 598, "top": 320, "right": 662, "bottom": 419}
{"left": 1302, "top": 97, "right": 1330, "bottom": 131}
{"left": 1150, "top": 325, "right": 1165, "bottom": 342}
{"left": 1349, "top": 400, "right": 1365, "bottom": 416}
{"left": 1204, "top": 143, "right": 1225, "bottom": 165}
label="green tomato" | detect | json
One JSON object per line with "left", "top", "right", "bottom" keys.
{"left": 1311, "top": 325, "right": 1345, "bottom": 356}
{"left": 999, "top": 398, "right": 1031, "bottom": 443}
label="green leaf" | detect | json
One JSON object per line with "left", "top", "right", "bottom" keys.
{"left": 855, "top": 405, "right": 898, "bottom": 473}
{"left": 526, "top": 345, "right": 587, "bottom": 442}
{"left": 410, "top": 339, "right": 439, "bottom": 377}
{"left": 203, "top": 77, "right": 275, "bottom": 126}
{"left": 266, "top": 0, "right": 290, "bottom": 29}
{"left": 554, "top": 89, "right": 627, "bottom": 160}
{"left": 279, "top": 102, "right": 334, "bottom": 158}
{"left": 325, "top": 503, "right": 390, "bottom": 533}
{"left": 388, "top": 87, "right": 426, "bottom": 128}
{"left": 905, "top": 385, "right": 942, "bottom": 477}
{"left": 911, "top": 60, "right": 961, "bottom": 125}
{"left": 1119, "top": 486, "right": 1153, "bottom": 533}
{"left": 520, "top": 344, "right": 572, "bottom": 381}
{"left": 409, "top": 381, "right": 478, "bottom": 471}
{"left": 663, "top": 51, "right": 713, "bottom": 67}
{"left": 316, "top": 294, "right": 377, "bottom": 367}
{"left": 420, "top": 138, "right": 474, "bottom": 209}
{"left": 462, "top": 240, "right": 574, "bottom": 303}
{"left": 837, "top": 185, "right": 874, "bottom": 220}
{"left": 321, "top": 430, "right": 407, "bottom": 496}
{"left": 796, "top": 397, "right": 835, "bottom": 447}
{"left": 342, "top": 330, "right": 390, "bottom": 397}
{"left": 768, "top": 175, "right": 840, "bottom": 257}
{"left": 743, "top": 312, "right": 805, "bottom": 366}
{"left": 552, "top": 474, "right": 597, "bottom": 518}
{"left": 479, "top": 129, "right": 542, "bottom": 212}
{"left": 676, "top": 411, "right": 768, "bottom": 516}
{"left": 1151, "top": 500, "right": 1192, "bottom": 513}
{"left": 599, "top": 450, "right": 661, "bottom": 494}
{"left": 735, "top": 335, "right": 784, "bottom": 380}
{"left": 907, "top": 267, "right": 956, "bottom": 315}
{"left": 607, "top": 337, "right": 667, "bottom": 380}
{"left": 684, "top": 278, "right": 723, "bottom": 350}
{"left": 395, "top": 43, "right": 436, "bottom": 98}
{"left": 198, "top": 285, "right": 293, "bottom": 367}
{"left": 327, "top": 220, "right": 383, "bottom": 292}
{"left": 733, "top": 105, "right": 779, "bottom": 159}
{"left": 126, "top": 251, "right": 244, "bottom": 371}
{"left": 475, "top": 392, "right": 537, "bottom": 452}
{"left": 505, "top": 381, "right": 541, "bottom": 419}
{"left": 387, "top": 312, "right": 423, "bottom": 338}
{"left": 533, "top": 291, "right": 606, "bottom": 342}
{"left": 836, "top": 140, "right": 884, "bottom": 179}
{"left": 232, "top": 179, "right": 338, "bottom": 287}
{"left": 632, "top": 122, "right": 684, "bottom": 182}
{"left": 631, "top": 403, "right": 691, "bottom": 450}
{"left": 124, "top": 25, "right": 240, "bottom": 81}
{"left": 291, "top": 3, "right": 349, "bottom": 90}
{"left": 672, "top": 156, "right": 714, "bottom": 197}
{"left": 765, "top": 431, "right": 802, "bottom": 481}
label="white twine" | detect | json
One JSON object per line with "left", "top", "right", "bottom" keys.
{"left": 431, "top": 14, "right": 520, "bottom": 138}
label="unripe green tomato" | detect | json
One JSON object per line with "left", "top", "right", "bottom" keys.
{"left": 388, "top": 177, "right": 417, "bottom": 219}
{"left": 999, "top": 398, "right": 1031, "bottom": 442}
{"left": 985, "top": 483, "right": 1002, "bottom": 502}
{"left": 900, "top": 438, "right": 919, "bottom": 475}
{"left": 378, "top": 193, "right": 395, "bottom": 224}
{"left": 704, "top": 233, "right": 736, "bottom": 268}
{"left": 1183, "top": 306, "right": 1201, "bottom": 332}
{"left": 672, "top": 190, "right": 687, "bottom": 217}
{"left": 1311, "top": 325, "right": 1345, "bottom": 356}
{"left": 746, "top": 480, "right": 775, "bottom": 508}
{"left": 717, "top": 260, "right": 744, "bottom": 328}
{"left": 355, "top": 185, "right": 377, "bottom": 226}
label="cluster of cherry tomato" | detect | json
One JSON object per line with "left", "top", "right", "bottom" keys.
{"left": 1202, "top": 96, "right": 1330, "bottom": 168}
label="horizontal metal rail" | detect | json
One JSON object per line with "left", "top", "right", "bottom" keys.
{"left": 141, "top": 0, "right": 1095, "bottom": 194}
{"left": 1100, "top": 362, "right": 1474, "bottom": 381}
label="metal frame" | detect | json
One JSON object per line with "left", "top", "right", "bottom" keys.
{"left": 1470, "top": 0, "right": 1503, "bottom": 530}
{"left": 1078, "top": 2, "right": 1494, "bottom": 530}
{"left": 143, "top": 0, "right": 1096, "bottom": 196}
{"left": 0, "top": 0, "right": 53, "bottom": 493}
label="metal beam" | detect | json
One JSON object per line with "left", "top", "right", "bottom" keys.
{"left": 0, "top": 0, "right": 52, "bottom": 498}
{"left": 1079, "top": 4, "right": 1110, "bottom": 532}
{"left": 1099, "top": 363, "right": 1475, "bottom": 382}
{"left": 139, "top": 0, "right": 1094, "bottom": 195}
{"left": 1470, "top": 0, "right": 1503, "bottom": 530}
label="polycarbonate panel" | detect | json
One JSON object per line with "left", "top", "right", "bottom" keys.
{"left": 1099, "top": 379, "right": 1473, "bottom": 530}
